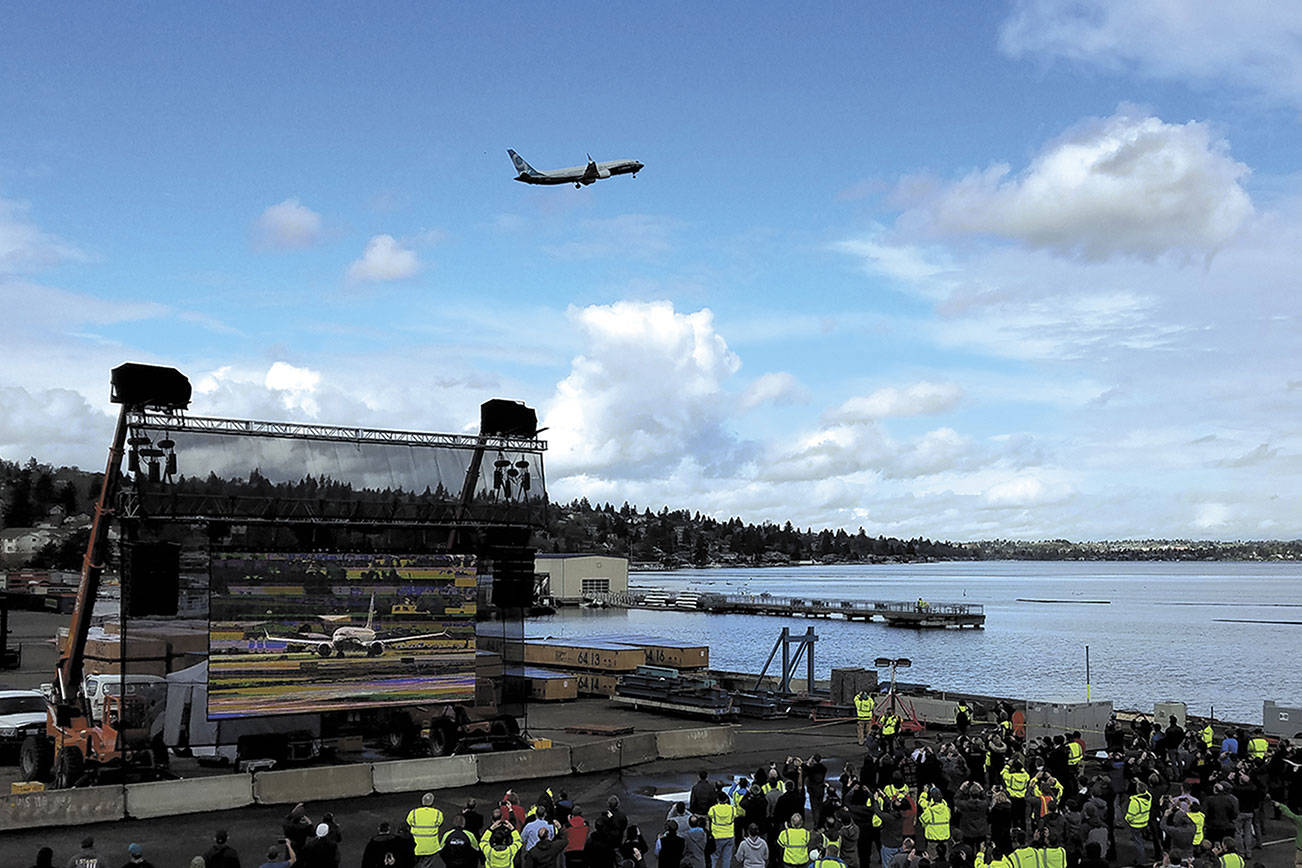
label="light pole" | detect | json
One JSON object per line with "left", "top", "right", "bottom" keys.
{"left": 874, "top": 656, "right": 911, "bottom": 715}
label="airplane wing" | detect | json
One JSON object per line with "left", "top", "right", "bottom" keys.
{"left": 377, "top": 631, "right": 452, "bottom": 644}
{"left": 265, "top": 630, "right": 333, "bottom": 648}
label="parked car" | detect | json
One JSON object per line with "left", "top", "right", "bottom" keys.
{"left": 0, "top": 689, "right": 48, "bottom": 761}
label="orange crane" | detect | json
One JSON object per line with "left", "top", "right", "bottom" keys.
{"left": 19, "top": 363, "right": 191, "bottom": 787}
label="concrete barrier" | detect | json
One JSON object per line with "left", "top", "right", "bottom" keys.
{"left": 656, "top": 726, "right": 735, "bottom": 759}
{"left": 373, "top": 755, "right": 479, "bottom": 794}
{"left": 0, "top": 785, "right": 124, "bottom": 829}
{"left": 570, "top": 732, "right": 659, "bottom": 774}
{"left": 254, "top": 763, "right": 373, "bottom": 805}
{"left": 476, "top": 746, "right": 573, "bottom": 783}
{"left": 125, "top": 773, "right": 254, "bottom": 819}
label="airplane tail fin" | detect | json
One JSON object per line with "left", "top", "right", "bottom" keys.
{"left": 507, "top": 149, "right": 539, "bottom": 176}
{"left": 366, "top": 592, "right": 376, "bottom": 630}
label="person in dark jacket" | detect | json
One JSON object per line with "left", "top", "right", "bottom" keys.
{"left": 284, "top": 804, "right": 315, "bottom": 852}
{"left": 362, "top": 822, "right": 415, "bottom": 868}
{"left": 202, "top": 830, "right": 242, "bottom": 868}
{"left": 462, "top": 800, "right": 486, "bottom": 838}
{"left": 527, "top": 827, "right": 570, "bottom": 868}
{"left": 655, "top": 821, "right": 685, "bottom": 868}
{"left": 690, "top": 771, "right": 717, "bottom": 818}
{"left": 954, "top": 783, "right": 989, "bottom": 855}
{"left": 298, "top": 824, "right": 340, "bottom": 868}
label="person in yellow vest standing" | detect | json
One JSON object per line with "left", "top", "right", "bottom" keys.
{"left": 1124, "top": 782, "right": 1153, "bottom": 864}
{"left": 1247, "top": 729, "right": 1269, "bottom": 761}
{"left": 1001, "top": 760, "right": 1031, "bottom": 833}
{"left": 779, "top": 814, "right": 812, "bottom": 868}
{"left": 481, "top": 821, "right": 524, "bottom": 868}
{"left": 919, "top": 788, "right": 951, "bottom": 856}
{"left": 1201, "top": 723, "right": 1215, "bottom": 750}
{"left": 854, "top": 691, "right": 876, "bottom": 746}
{"left": 708, "top": 792, "right": 742, "bottom": 868}
{"left": 811, "top": 843, "right": 845, "bottom": 868}
{"left": 1214, "top": 837, "right": 1245, "bottom": 868}
{"left": 408, "top": 792, "right": 446, "bottom": 868}
{"left": 880, "top": 707, "right": 901, "bottom": 753}
{"left": 955, "top": 701, "right": 971, "bottom": 737}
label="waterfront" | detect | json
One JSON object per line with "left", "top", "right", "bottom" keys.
{"left": 531, "top": 560, "right": 1302, "bottom": 724}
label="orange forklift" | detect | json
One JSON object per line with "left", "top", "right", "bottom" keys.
{"left": 19, "top": 363, "right": 191, "bottom": 787}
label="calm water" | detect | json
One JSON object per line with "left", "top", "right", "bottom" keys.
{"left": 527, "top": 561, "right": 1302, "bottom": 724}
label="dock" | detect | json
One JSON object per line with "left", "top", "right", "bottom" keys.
{"left": 696, "top": 593, "right": 984, "bottom": 628}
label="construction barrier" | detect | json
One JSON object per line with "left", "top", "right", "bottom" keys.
{"left": 372, "top": 755, "right": 479, "bottom": 794}
{"left": 656, "top": 726, "right": 735, "bottom": 759}
{"left": 125, "top": 773, "right": 254, "bottom": 819}
{"left": 476, "top": 746, "right": 573, "bottom": 783}
{"left": 253, "top": 763, "right": 374, "bottom": 805}
{"left": 0, "top": 785, "right": 124, "bottom": 829}
{"left": 571, "top": 733, "right": 659, "bottom": 774}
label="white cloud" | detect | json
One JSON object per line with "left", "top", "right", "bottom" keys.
{"left": 983, "top": 474, "right": 1072, "bottom": 507}
{"left": 740, "top": 372, "right": 808, "bottom": 410}
{"left": 0, "top": 196, "right": 82, "bottom": 272}
{"left": 346, "top": 234, "right": 420, "bottom": 283}
{"left": 252, "top": 198, "right": 323, "bottom": 250}
{"left": 895, "top": 109, "right": 1252, "bottom": 261}
{"left": 1193, "top": 501, "right": 1232, "bottom": 530}
{"left": 544, "top": 300, "right": 743, "bottom": 479}
{"left": 827, "top": 382, "right": 963, "bottom": 422}
{"left": 1000, "top": 1, "right": 1302, "bottom": 107}
{"left": 0, "top": 387, "right": 112, "bottom": 465}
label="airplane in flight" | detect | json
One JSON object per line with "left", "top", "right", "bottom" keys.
{"left": 264, "top": 593, "right": 450, "bottom": 658}
{"left": 508, "top": 149, "right": 644, "bottom": 188}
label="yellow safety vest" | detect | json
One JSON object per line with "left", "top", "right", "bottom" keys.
{"left": 482, "top": 839, "right": 523, "bottom": 868}
{"left": 882, "top": 716, "right": 899, "bottom": 736}
{"left": 921, "top": 801, "right": 951, "bottom": 841}
{"left": 1248, "top": 737, "right": 1268, "bottom": 759}
{"left": 1002, "top": 769, "right": 1030, "bottom": 799}
{"left": 855, "top": 695, "right": 875, "bottom": 720}
{"left": 407, "top": 805, "right": 445, "bottom": 855}
{"left": 1219, "top": 854, "right": 1244, "bottom": 868}
{"left": 1066, "top": 742, "right": 1083, "bottom": 766}
{"left": 1189, "top": 811, "right": 1205, "bottom": 846}
{"left": 812, "top": 860, "right": 844, "bottom": 868}
{"left": 1201, "top": 725, "right": 1214, "bottom": 747}
{"left": 1038, "top": 847, "right": 1066, "bottom": 868}
{"left": 884, "top": 784, "right": 908, "bottom": 803}
{"left": 1009, "top": 847, "right": 1038, "bottom": 868}
{"left": 976, "top": 855, "right": 1011, "bottom": 868}
{"left": 1125, "top": 793, "right": 1152, "bottom": 829}
{"left": 778, "top": 827, "right": 810, "bottom": 865}
{"left": 709, "top": 803, "right": 740, "bottom": 840}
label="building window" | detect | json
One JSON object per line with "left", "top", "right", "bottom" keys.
{"left": 581, "top": 578, "right": 610, "bottom": 594}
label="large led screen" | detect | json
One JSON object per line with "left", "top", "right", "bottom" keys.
{"left": 208, "top": 552, "right": 476, "bottom": 718}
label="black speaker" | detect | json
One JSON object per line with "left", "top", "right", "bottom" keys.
{"left": 486, "top": 527, "right": 534, "bottom": 609}
{"left": 480, "top": 399, "right": 537, "bottom": 438}
{"left": 124, "top": 542, "right": 181, "bottom": 617}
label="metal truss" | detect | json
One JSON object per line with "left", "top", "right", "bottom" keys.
{"left": 126, "top": 411, "right": 547, "bottom": 452}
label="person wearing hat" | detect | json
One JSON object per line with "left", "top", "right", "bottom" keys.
{"left": 68, "top": 837, "right": 103, "bottom": 868}
{"left": 408, "top": 792, "right": 446, "bottom": 867}
{"left": 256, "top": 838, "right": 295, "bottom": 868}
{"left": 202, "top": 830, "right": 241, "bottom": 868}
{"left": 299, "top": 823, "right": 340, "bottom": 868}
{"left": 119, "top": 842, "right": 157, "bottom": 868}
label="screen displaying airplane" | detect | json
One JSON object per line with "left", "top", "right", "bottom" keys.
{"left": 508, "top": 149, "right": 643, "bottom": 188}
{"left": 265, "top": 593, "right": 449, "bottom": 658}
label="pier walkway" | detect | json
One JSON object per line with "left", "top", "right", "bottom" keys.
{"left": 697, "top": 593, "right": 984, "bottom": 627}
{"left": 587, "top": 590, "right": 984, "bottom": 628}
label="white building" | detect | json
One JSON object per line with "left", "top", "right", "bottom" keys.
{"left": 534, "top": 554, "right": 628, "bottom": 603}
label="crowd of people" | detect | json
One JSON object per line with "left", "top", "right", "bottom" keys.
{"left": 20, "top": 698, "right": 1302, "bottom": 868}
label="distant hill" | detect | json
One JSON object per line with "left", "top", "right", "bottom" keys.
{"left": 3, "top": 459, "right": 1298, "bottom": 569}
{"left": 532, "top": 498, "right": 1302, "bottom": 566}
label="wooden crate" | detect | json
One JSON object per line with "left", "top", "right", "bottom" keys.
{"left": 505, "top": 668, "right": 577, "bottom": 702}
{"left": 521, "top": 640, "right": 645, "bottom": 673}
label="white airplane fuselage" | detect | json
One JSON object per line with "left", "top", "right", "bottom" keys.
{"left": 508, "top": 150, "right": 644, "bottom": 187}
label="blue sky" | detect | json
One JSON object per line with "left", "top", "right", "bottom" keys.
{"left": 3, "top": 2, "right": 1301, "bottom": 540}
